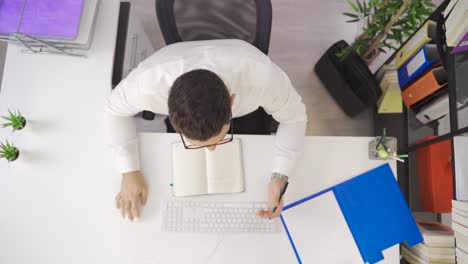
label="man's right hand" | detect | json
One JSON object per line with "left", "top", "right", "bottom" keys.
{"left": 115, "top": 170, "right": 148, "bottom": 222}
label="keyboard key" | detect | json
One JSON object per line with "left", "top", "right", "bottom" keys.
{"left": 164, "top": 200, "right": 277, "bottom": 233}
{"left": 223, "top": 203, "right": 254, "bottom": 208}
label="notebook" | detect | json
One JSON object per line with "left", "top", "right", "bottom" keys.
{"left": 416, "top": 221, "right": 455, "bottom": 247}
{"left": 171, "top": 139, "right": 244, "bottom": 197}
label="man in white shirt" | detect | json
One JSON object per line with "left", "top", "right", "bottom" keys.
{"left": 106, "top": 39, "right": 307, "bottom": 222}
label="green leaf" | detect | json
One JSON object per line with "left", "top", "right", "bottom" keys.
{"left": 423, "top": 0, "right": 436, "bottom": 7}
{"left": 347, "top": 0, "right": 359, "bottom": 12}
{"left": 376, "top": 1, "right": 383, "bottom": 8}
{"left": 342, "top": 12, "right": 359, "bottom": 18}
{"left": 336, "top": 46, "right": 354, "bottom": 61}
{"left": 2, "top": 110, "right": 25, "bottom": 131}
{"left": 0, "top": 140, "right": 18, "bottom": 161}
{"left": 356, "top": 45, "right": 363, "bottom": 55}
{"left": 356, "top": 0, "right": 364, "bottom": 13}
{"left": 410, "top": 14, "right": 417, "bottom": 26}
{"left": 346, "top": 18, "right": 361, "bottom": 23}
{"left": 2, "top": 116, "right": 13, "bottom": 122}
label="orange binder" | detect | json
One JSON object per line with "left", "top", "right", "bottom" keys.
{"left": 416, "top": 136, "right": 453, "bottom": 213}
{"left": 401, "top": 66, "right": 448, "bottom": 107}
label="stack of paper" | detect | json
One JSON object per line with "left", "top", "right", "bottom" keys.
{"left": 401, "top": 221, "right": 455, "bottom": 264}
{"left": 0, "top": 0, "right": 100, "bottom": 55}
{"left": 444, "top": 0, "right": 468, "bottom": 48}
{"left": 451, "top": 200, "right": 468, "bottom": 263}
{"left": 454, "top": 136, "right": 468, "bottom": 200}
{"left": 377, "top": 66, "right": 403, "bottom": 113}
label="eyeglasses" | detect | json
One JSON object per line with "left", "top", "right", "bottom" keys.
{"left": 180, "top": 119, "right": 234, "bottom": 150}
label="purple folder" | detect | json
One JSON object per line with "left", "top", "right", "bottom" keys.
{"left": 452, "top": 32, "right": 468, "bottom": 54}
{"left": 0, "top": 0, "right": 24, "bottom": 34}
{"left": 0, "top": 0, "right": 83, "bottom": 39}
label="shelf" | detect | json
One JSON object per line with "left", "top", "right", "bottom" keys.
{"left": 373, "top": 0, "right": 468, "bottom": 211}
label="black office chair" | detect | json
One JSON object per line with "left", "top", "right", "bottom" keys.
{"left": 142, "top": 0, "right": 274, "bottom": 132}
{"left": 156, "top": 0, "right": 272, "bottom": 54}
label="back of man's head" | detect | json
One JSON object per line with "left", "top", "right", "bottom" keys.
{"left": 168, "top": 69, "right": 231, "bottom": 141}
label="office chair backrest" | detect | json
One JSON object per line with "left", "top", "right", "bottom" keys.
{"left": 176, "top": 0, "right": 256, "bottom": 42}
{"left": 156, "top": 0, "right": 272, "bottom": 54}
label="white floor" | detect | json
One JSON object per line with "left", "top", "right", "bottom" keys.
{"left": 126, "top": 0, "right": 377, "bottom": 136}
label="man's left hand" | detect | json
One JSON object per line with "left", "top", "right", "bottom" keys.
{"left": 257, "top": 177, "right": 287, "bottom": 219}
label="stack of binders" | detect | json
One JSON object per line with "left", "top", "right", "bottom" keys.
{"left": 395, "top": 19, "right": 451, "bottom": 125}
{"left": 451, "top": 200, "right": 468, "bottom": 263}
{"left": 402, "top": 221, "right": 455, "bottom": 264}
{"left": 0, "top": 0, "right": 100, "bottom": 56}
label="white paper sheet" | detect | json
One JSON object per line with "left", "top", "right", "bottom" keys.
{"left": 281, "top": 191, "right": 363, "bottom": 264}
{"left": 455, "top": 136, "right": 468, "bottom": 200}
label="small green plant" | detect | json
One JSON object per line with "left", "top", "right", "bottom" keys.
{"left": 337, "top": 0, "right": 435, "bottom": 60}
{"left": 0, "top": 140, "right": 19, "bottom": 162}
{"left": 1, "top": 110, "right": 26, "bottom": 132}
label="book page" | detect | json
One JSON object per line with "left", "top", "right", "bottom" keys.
{"left": 205, "top": 139, "right": 244, "bottom": 194}
{"left": 171, "top": 143, "right": 208, "bottom": 196}
{"left": 281, "top": 191, "right": 363, "bottom": 264}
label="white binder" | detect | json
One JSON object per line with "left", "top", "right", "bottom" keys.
{"left": 416, "top": 94, "right": 464, "bottom": 125}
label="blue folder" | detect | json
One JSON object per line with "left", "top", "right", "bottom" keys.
{"left": 281, "top": 164, "right": 423, "bottom": 264}
{"left": 398, "top": 44, "right": 440, "bottom": 89}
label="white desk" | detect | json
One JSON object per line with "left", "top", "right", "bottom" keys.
{"left": 0, "top": 1, "right": 400, "bottom": 263}
{"left": 0, "top": 0, "right": 121, "bottom": 263}
{"left": 136, "top": 134, "right": 400, "bottom": 264}
{"left": 1, "top": 134, "right": 401, "bottom": 263}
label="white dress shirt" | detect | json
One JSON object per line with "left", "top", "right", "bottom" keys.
{"left": 105, "top": 39, "right": 307, "bottom": 177}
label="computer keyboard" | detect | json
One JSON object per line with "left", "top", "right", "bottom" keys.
{"left": 163, "top": 200, "right": 277, "bottom": 233}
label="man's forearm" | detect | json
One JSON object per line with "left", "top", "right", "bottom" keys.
{"left": 272, "top": 121, "right": 307, "bottom": 177}
{"left": 105, "top": 112, "right": 141, "bottom": 174}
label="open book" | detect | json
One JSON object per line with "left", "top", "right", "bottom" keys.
{"left": 171, "top": 139, "right": 244, "bottom": 196}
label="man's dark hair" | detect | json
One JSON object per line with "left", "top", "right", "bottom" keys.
{"left": 168, "top": 69, "right": 231, "bottom": 141}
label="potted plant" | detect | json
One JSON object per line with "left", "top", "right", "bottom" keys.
{"left": 0, "top": 140, "right": 20, "bottom": 162}
{"left": 1, "top": 110, "right": 27, "bottom": 132}
{"left": 314, "top": 0, "right": 435, "bottom": 117}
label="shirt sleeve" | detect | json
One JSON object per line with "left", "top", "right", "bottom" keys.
{"left": 259, "top": 62, "right": 308, "bottom": 177}
{"left": 104, "top": 68, "right": 153, "bottom": 174}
